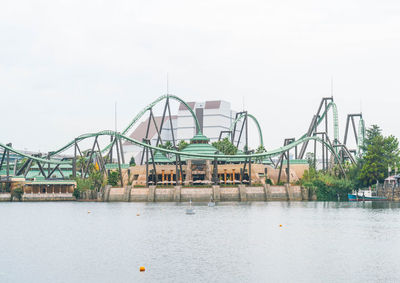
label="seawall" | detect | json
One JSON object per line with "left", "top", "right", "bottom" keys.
{"left": 105, "top": 184, "right": 310, "bottom": 202}
{"left": 0, "top": 185, "right": 312, "bottom": 202}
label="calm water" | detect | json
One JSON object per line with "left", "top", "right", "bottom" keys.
{"left": 0, "top": 201, "right": 400, "bottom": 283}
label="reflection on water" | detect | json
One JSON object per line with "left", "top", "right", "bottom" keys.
{"left": 0, "top": 201, "right": 399, "bottom": 283}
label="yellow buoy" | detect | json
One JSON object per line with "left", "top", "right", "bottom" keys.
{"left": 279, "top": 224, "right": 282, "bottom": 227}
{"left": 139, "top": 266, "right": 145, "bottom": 272}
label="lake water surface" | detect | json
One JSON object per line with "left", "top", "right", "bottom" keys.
{"left": 0, "top": 201, "right": 399, "bottom": 283}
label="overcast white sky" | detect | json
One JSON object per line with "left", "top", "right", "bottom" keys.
{"left": 1, "top": 0, "right": 400, "bottom": 153}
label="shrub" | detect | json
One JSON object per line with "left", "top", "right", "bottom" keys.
{"left": 108, "top": 171, "right": 120, "bottom": 186}
{"left": 11, "top": 187, "right": 24, "bottom": 201}
{"left": 301, "top": 171, "right": 354, "bottom": 201}
{"left": 73, "top": 187, "right": 81, "bottom": 199}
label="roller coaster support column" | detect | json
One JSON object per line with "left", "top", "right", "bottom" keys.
{"left": 277, "top": 139, "right": 294, "bottom": 184}
{"left": 343, "top": 113, "right": 364, "bottom": 160}
{"left": 315, "top": 132, "right": 347, "bottom": 177}
{"left": 212, "top": 155, "right": 219, "bottom": 185}
{"left": 118, "top": 137, "right": 125, "bottom": 164}
{"left": 324, "top": 99, "right": 329, "bottom": 171}
{"left": 47, "top": 152, "right": 51, "bottom": 178}
{"left": 298, "top": 97, "right": 333, "bottom": 161}
{"left": 246, "top": 112, "right": 249, "bottom": 152}
{"left": 287, "top": 147, "right": 290, "bottom": 184}
{"left": 232, "top": 111, "right": 249, "bottom": 150}
{"left": 115, "top": 134, "right": 124, "bottom": 186}
{"left": 109, "top": 136, "right": 114, "bottom": 163}
{"left": 156, "top": 97, "right": 169, "bottom": 146}
{"left": 145, "top": 143, "right": 149, "bottom": 187}
{"left": 95, "top": 139, "right": 107, "bottom": 176}
{"left": 249, "top": 155, "right": 252, "bottom": 186}
{"left": 175, "top": 151, "right": 179, "bottom": 186}
{"left": 72, "top": 139, "right": 81, "bottom": 178}
{"left": 3, "top": 143, "right": 11, "bottom": 180}
{"left": 174, "top": 146, "right": 183, "bottom": 186}
{"left": 84, "top": 136, "right": 98, "bottom": 179}
{"left": 299, "top": 115, "right": 318, "bottom": 159}
{"left": 0, "top": 144, "right": 9, "bottom": 177}
{"left": 140, "top": 110, "right": 154, "bottom": 165}
{"left": 143, "top": 139, "right": 158, "bottom": 187}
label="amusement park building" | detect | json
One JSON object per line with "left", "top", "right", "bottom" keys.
{"left": 123, "top": 100, "right": 244, "bottom": 164}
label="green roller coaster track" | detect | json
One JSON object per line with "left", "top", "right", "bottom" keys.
{"left": 230, "top": 113, "right": 264, "bottom": 147}
{"left": 0, "top": 131, "right": 338, "bottom": 166}
{"left": 0, "top": 95, "right": 365, "bottom": 170}
{"left": 299, "top": 101, "right": 339, "bottom": 143}
{"left": 6, "top": 131, "right": 332, "bottom": 157}
{"left": 45, "top": 94, "right": 202, "bottom": 157}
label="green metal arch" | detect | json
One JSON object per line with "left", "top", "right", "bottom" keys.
{"left": 122, "top": 94, "right": 201, "bottom": 136}
{"left": 229, "top": 113, "right": 264, "bottom": 147}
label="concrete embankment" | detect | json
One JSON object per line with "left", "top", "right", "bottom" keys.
{"left": 0, "top": 192, "right": 75, "bottom": 202}
{"left": 102, "top": 184, "right": 312, "bottom": 202}
{"left": 0, "top": 185, "right": 315, "bottom": 202}
{"left": 377, "top": 186, "right": 400, "bottom": 201}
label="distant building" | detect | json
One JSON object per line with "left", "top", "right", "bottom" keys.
{"left": 123, "top": 100, "right": 244, "bottom": 164}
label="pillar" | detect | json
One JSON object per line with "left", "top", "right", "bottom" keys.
{"left": 224, "top": 169, "right": 227, "bottom": 184}
{"left": 174, "top": 186, "right": 181, "bottom": 202}
{"left": 239, "top": 184, "right": 247, "bottom": 202}
{"left": 148, "top": 185, "right": 156, "bottom": 202}
{"left": 212, "top": 185, "right": 220, "bottom": 202}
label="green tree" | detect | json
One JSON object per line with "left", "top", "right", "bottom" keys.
{"left": 129, "top": 156, "right": 136, "bottom": 166}
{"left": 212, "top": 138, "right": 238, "bottom": 155}
{"left": 74, "top": 167, "right": 106, "bottom": 197}
{"left": 108, "top": 171, "right": 120, "bottom": 186}
{"left": 158, "top": 141, "right": 174, "bottom": 157}
{"left": 305, "top": 152, "right": 316, "bottom": 170}
{"left": 76, "top": 156, "right": 86, "bottom": 176}
{"left": 255, "top": 145, "right": 266, "bottom": 162}
{"left": 359, "top": 125, "right": 400, "bottom": 186}
{"left": 89, "top": 168, "right": 106, "bottom": 191}
{"left": 177, "top": 140, "right": 188, "bottom": 151}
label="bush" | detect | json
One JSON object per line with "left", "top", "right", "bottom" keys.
{"left": 301, "top": 170, "right": 354, "bottom": 201}
{"left": 11, "top": 187, "right": 24, "bottom": 201}
{"left": 108, "top": 171, "right": 120, "bottom": 186}
{"left": 265, "top": 177, "right": 272, "bottom": 185}
{"left": 73, "top": 187, "right": 81, "bottom": 199}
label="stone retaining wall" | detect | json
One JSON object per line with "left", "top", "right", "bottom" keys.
{"left": 1, "top": 185, "right": 312, "bottom": 202}
{"left": 104, "top": 185, "right": 311, "bottom": 202}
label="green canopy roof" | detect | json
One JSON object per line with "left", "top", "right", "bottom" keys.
{"left": 180, "top": 134, "right": 218, "bottom": 161}
{"left": 150, "top": 151, "right": 173, "bottom": 163}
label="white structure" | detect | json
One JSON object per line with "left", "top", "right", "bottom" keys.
{"left": 123, "top": 100, "right": 244, "bottom": 164}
